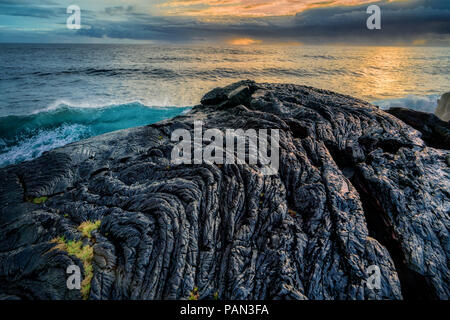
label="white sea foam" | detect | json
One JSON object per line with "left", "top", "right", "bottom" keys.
{"left": 372, "top": 95, "right": 439, "bottom": 113}
{"left": 0, "top": 124, "right": 90, "bottom": 167}
{"left": 0, "top": 102, "right": 191, "bottom": 168}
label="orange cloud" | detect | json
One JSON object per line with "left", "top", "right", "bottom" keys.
{"left": 160, "top": 0, "right": 381, "bottom": 17}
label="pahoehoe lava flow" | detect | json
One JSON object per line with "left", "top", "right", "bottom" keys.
{"left": 0, "top": 81, "right": 448, "bottom": 300}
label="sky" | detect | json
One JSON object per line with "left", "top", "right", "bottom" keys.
{"left": 0, "top": 0, "right": 449, "bottom": 45}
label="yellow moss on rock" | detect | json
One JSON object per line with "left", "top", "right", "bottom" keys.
{"left": 188, "top": 287, "right": 199, "bottom": 300}
{"left": 288, "top": 208, "right": 297, "bottom": 217}
{"left": 77, "top": 220, "right": 101, "bottom": 239}
{"left": 51, "top": 237, "right": 94, "bottom": 300}
{"left": 30, "top": 196, "right": 47, "bottom": 204}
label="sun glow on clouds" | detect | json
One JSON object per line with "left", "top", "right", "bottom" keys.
{"left": 228, "top": 38, "right": 262, "bottom": 45}
{"left": 160, "top": 0, "right": 380, "bottom": 17}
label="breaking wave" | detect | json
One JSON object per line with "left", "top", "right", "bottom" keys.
{"left": 0, "top": 102, "right": 190, "bottom": 167}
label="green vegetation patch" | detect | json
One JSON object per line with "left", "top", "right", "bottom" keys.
{"left": 77, "top": 220, "right": 101, "bottom": 239}
{"left": 30, "top": 196, "right": 48, "bottom": 204}
{"left": 51, "top": 237, "right": 94, "bottom": 300}
{"left": 188, "top": 287, "right": 199, "bottom": 300}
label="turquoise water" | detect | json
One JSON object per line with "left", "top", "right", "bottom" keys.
{"left": 0, "top": 103, "right": 190, "bottom": 167}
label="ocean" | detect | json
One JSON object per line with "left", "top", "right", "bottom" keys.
{"left": 0, "top": 44, "right": 449, "bottom": 167}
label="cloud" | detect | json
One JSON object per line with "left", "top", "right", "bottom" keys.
{"left": 0, "top": 0, "right": 449, "bottom": 45}
{"left": 0, "top": 1, "right": 65, "bottom": 18}
{"left": 159, "top": 0, "right": 377, "bottom": 17}
{"left": 284, "top": 0, "right": 450, "bottom": 44}
{"left": 104, "top": 5, "right": 135, "bottom": 15}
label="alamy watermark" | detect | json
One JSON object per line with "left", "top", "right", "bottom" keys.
{"left": 66, "top": 265, "right": 81, "bottom": 290}
{"left": 364, "top": 265, "right": 381, "bottom": 290}
{"left": 66, "top": 5, "right": 81, "bottom": 30}
{"left": 170, "top": 121, "right": 279, "bottom": 176}
{"left": 366, "top": 5, "right": 381, "bottom": 30}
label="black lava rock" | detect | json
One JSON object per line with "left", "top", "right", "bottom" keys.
{"left": 0, "top": 81, "right": 448, "bottom": 300}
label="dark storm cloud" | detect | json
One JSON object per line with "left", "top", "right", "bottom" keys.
{"left": 0, "top": 1, "right": 64, "bottom": 18}
{"left": 283, "top": 0, "right": 450, "bottom": 43}
{"left": 76, "top": 16, "right": 218, "bottom": 42}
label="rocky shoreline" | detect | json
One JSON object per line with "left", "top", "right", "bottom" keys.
{"left": 0, "top": 81, "right": 448, "bottom": 300}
